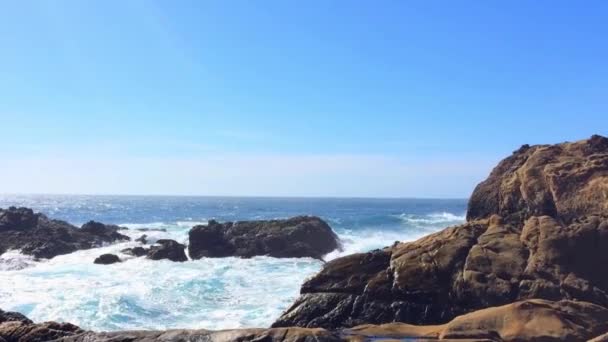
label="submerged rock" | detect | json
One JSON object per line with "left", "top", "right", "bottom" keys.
{"left": 93, "top": 254, "right": 121, "bottom": 265}
{"left": 146, "top": 239, "right": 188, "bottom": 262}
{"left": 0, "top": 208, "right": 130, "bottom": 259}
{"left": 135, "top": 234, "right": 147, "bottom": 244}
{"left": 274, "top": 135, "right": 608, "bottom": 329}
{"left": 188, "top": 216, "right": 340, "bottom": 259}
{"left": 121, "top": 246, "right": 148, "bottom": 257}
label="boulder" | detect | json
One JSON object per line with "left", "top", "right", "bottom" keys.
{"left": 93, "top": 254, "right": 121, "bottom": 265}
{"left": 0, "top": 208, "right": 130, "bottom": 259}
{"left": 274, "top": 135, "right": 608, "bottom": 329}
{"left": 188, "top": 216, "right": 340, "bottom": 259}
{"left": 146, "top": 239, "right": 187, "bottom": 262}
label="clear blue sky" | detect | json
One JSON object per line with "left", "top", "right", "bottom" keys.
{"left": 1, "top": 1, "right": 606, "bottom": 197}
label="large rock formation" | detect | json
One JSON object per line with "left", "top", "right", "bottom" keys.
{"left": 274, "top": 135, "right": 608, "bottom": 329}
{"left": 188, "top": 216, "right": 340, "bottom": 259}
{"left": 0, "top": 208, "right": 130, "bottom": 259}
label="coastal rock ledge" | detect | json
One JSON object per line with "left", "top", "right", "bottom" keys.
{"left": 273, "top": 135, "right": 608, "bottom": 330}
{"left": 4, "top": 299, "right": 608, "bottom": 341}
{"left": 188, "top": 216, "right": 340, "bottom": 259}
{"left": 0, "top": 208, "right": 130, "bottom": 259}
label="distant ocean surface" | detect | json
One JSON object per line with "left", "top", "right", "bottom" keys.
{"left": 0, "top": 195, "right": 466, "bottom": 331}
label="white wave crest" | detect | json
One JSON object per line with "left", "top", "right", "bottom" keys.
{"left": 397, "top": 212, "right": 465, "bottom": 225}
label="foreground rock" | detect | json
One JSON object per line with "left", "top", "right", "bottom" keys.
{"left": 93, "top": 254, "right": 121, "bottom": 265}
{"left": 4, "top": 299, "right": 608, "bottom": 341}
{"left": 0, "top": 208, "right": 130, "bottom": 259}
{"left": 188, "top": 216, "right": 340, "bottom": 259}
{"left": 274, "top": 135, "right": 608, "bottom": 329}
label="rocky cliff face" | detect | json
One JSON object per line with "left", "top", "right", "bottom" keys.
{"left": 188, "top": 216, "right": 340, "bottom": 259}
{"left": 273, "top": 135, "right": 608, "bottom": 329}
{"left": 0, "top": 208, "right": 130, "bottom": 259}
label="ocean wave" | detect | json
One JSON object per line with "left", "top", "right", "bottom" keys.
{"left": 0, "top": 238, "right": 321, "bottom": 331}
{"left": 396, "top": 212, "right": 466, "bottom": 225}
{"left": 0, "top": 250, "right": 38, "bottom": 271}
{"left": 176, "top": 221, "right": 208, "bottom": 228}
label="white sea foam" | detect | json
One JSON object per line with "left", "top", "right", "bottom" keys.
{"left": 396, "top": 211, "right": 466, "bottom": 225}
{"left": 0, "top": 250, "right": 38, "bottom": 271}
{"left": 0, "top": 239, "right": 321, "bottom": 331}
{"left": 0, "top": 211, "right": 465, "bottom": 332}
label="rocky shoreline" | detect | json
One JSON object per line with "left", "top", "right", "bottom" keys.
{"left": 1, "top": 135, "right": 608, "bottom": 341}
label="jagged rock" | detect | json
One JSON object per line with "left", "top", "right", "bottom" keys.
{"left": 467, "top": 134, "right": 608, "bottom": 223}
{"left": 121, "top": 246, "right": 148, "bottom": 257}
{"left": 188, "top": 216, "right": 340, "bottom": 259}
{"left": 146, "top": 239, "right": 187, "bottom": 262}
{"left": 274, "top": 135, "right": 608, "bottom": 329}
{"left": 0, "top": 208, "right": 130, "bottom": 259}
{"left": 93, "top": 254, "right": 121, "bottom": 265}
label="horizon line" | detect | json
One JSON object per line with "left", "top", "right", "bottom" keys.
{"left": 0, "top": 192, "right": 470, "bottom": 201}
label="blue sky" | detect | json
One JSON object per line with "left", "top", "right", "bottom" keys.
{"left": 1, "top": 1, "right": 607, "bottom": 197}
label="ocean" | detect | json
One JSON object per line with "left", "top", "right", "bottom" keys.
{"left": 0, "top": 195, "right": 466, "bottom": 331}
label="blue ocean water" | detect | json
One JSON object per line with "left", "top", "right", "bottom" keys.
{"left": 0, "top": 195, "right": 466, "bottom": 331}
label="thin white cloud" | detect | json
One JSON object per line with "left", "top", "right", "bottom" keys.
{"left": 0, "top": 154, "right": 495, "bottom": 198}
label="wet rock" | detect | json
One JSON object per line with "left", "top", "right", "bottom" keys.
{"left": 121, "top": 246, "right": 148, "bottom": 257}
{"left": 0, "top": 208, "right": 130, "bottom": 259}
{"left": 188, "top": 216, "right": 340, "bottom": 259}
{"left": 146, "top": 239, "right": 187, "bottom": 262}
{"left": 93, "top": 254, "right": 121, "bottom": 265}
{"left": 135, "top": 234, "right": 147, "bottom": 244}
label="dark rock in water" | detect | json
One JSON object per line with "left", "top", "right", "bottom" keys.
{"left": 135, "top": 234, "right": 147, "bottom": 244}
{"left": 274, "top": 135, "right": 608, "bottom": 329}
{"left": 121, "top": 246, "right": 148, "bottom": 257}
{"left": 0, "top": 208, "right": 130, "bottom": 259}
{"left": 146, "top": 239, "right": 187, "bottom": 262}
{"left": 188, "top": 216, "right": 340, "bottom": 260}
{"left": 94, "top": 254, "right": 121, "bottom": 265}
